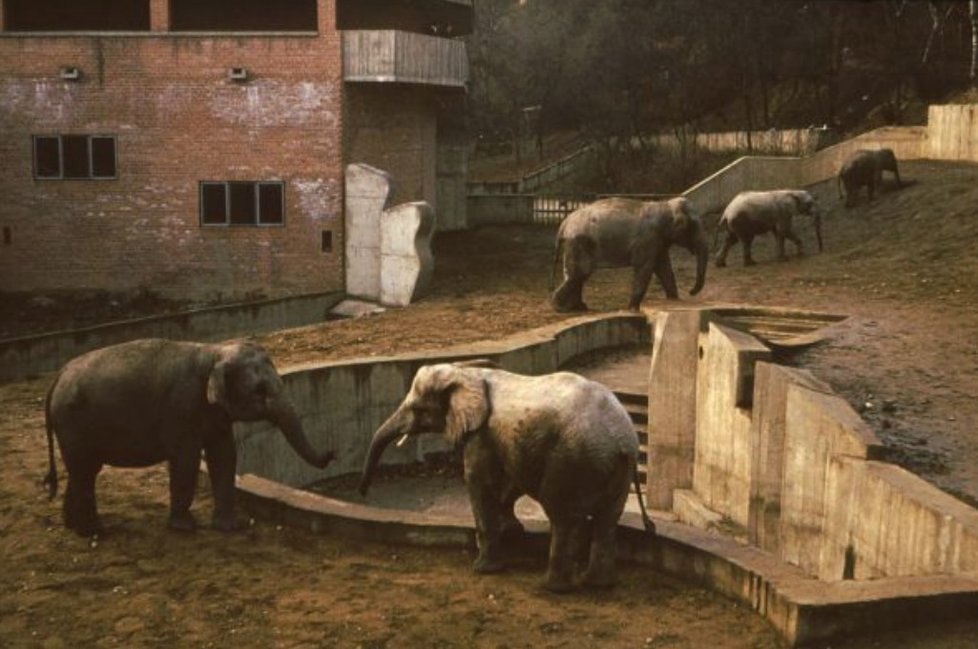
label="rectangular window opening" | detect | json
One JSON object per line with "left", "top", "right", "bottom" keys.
{"left": 321, "top": 230, "right": 333, "bottom": 253}
{"left": 34, "top": 137, "right": 61, "bottom": 178}
{"left": 170, "top": 0, "right": 317, "bottom": 32}
{"left": 3, "top": 227, "right": 11, "bottom": 246}
{"left": 33, "top": 135, "right": 116, "bottom": 180}
{"left": 201, "top": 181, "right": 286, "bottom": 227}
{"left": 5, "top": 0, "right": 150, "bottom": 31}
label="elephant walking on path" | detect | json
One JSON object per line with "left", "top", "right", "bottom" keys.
{"left": 551, "top": 197, "right": 709, "bottom": 312}
{"left": 359, "top": 361, "right": 655, "bottom": 593}
{"left": 715, "top": 189, "right": 823, "bottom": 267}
{"left": 45, "top": 339, "right": 335, "bottom": 536}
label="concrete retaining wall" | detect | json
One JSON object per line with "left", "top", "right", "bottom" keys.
{"left": 649, "top": 308, "right": 978, "bottom": 583}
{"left": 681, "top": 103, "right": 978, "bottom": 214}
{"left": 235, "top": 313, "right": 649, "bottom": 488}
{"left": 646, "top": 127, "right": 838, "bottom": 156}
{"left": 0, "top": 291, "right": 344, "bottom": 383}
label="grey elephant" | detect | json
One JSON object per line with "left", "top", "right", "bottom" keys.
{"left": 715, "top": 189, "right": 823, "bottom": 267}
{"left": 838, "top": 148, "right": 902, "bottom": 206}
{"left": 44, "top": 339, "right": 335, "bottom": 536}
{"left": 358, "top": 361, "right": 655, "bottom": 593}
{"left": 550, "top": 197, "right": 709, "bottom": 312}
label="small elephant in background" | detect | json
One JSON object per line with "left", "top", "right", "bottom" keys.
{"left": 838, "top": 148, "right": 902, "bottom": 206}
{"left": 551, "top": 197, "right": 709, "bottom": 312}
{"left": 358, "top": 361, "right": 655, "bottom": 593}
{"left": 715, "top": 189, "right": 823, "bottom": 267}
{"left": 45, "top": 339, "right": 335, "bottom": 536}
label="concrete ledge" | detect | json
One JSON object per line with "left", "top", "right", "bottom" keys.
{"left": 236, "top": 472, "right": 978, "bottom": 647}
{"left": 0, "top": 290, "right": 344, "bottom": 383}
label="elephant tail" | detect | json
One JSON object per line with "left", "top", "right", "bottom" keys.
{"left": 550, "top": 237, "right": 563, "bottom": 291}
{"left": 633, "top": 466, "right": 656, "bottom": 536}
{"left": 43, "top": 375, "right": 59, "bottom": 500}
{"left": 837, "top": 171, "right": 844, "bottom": 201}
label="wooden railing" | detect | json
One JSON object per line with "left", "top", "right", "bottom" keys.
{"left": 342, "top": 30, "right": 468, "bottom": 88}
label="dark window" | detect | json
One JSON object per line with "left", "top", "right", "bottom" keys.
{"left": 258, "top": 183, "right": 284, "bottom": 225}
{"left": 34, "top": 137, "right": 61, "bottom": 178}
{"left": 201, "top": 183, "right": 228, "bottom": 225}
{"left": 200, "top": 181, "right": 285, "bottom": 226}
{"left": 91, "top": 137, "right": 117, "bottom": 178}
{"left": 5, "top": 0, "right": 150, "bottom": 31}
{"left": 171, "top": 0, "right": 317, "bottom": 31}
{"left": 33, "top": 135, "right": 116, "bottom": 180}
{"left": 321, "top": 230, "right": 333, "bottom": 253}
{"left": 62, "top": 135, "right": 90, "bottom": 178}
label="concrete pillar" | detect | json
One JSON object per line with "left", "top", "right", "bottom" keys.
{"left": 748, "top": 362, "right": 831, "bottom": 554}
{"left": 646, "top": 309, "right": 704, "bottom": 510}
{"left": 345, "top": 163, "right": 393, "bottom": 301}
{"left": 380, "top": 202, "right": 434, "bottom": 307}
{"left": 149, "top": 0, "right": 170, "bottom": 31}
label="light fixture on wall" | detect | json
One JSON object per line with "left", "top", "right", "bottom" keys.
{"left": 58, "top": 66, "right": 81, "bottom": 81}
{"left": 228, "top": 67, "right": 249, "bottom": 83}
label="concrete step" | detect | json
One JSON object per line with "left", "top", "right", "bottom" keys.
{"left": 621, "top": 402, "right": 648, "bottom": 424}
{"left": 613, "top": 389, "right": 647, "bottom": 406}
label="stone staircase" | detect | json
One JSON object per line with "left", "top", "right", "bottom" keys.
{"left": 614, "top": 390, "right": 649, "bottom": 483}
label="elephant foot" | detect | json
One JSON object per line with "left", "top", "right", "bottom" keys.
{"left": 168, "top": 512, "right": 198, "bottom": 533}
{"left": 472, "top": 554, "right": 505, "bottom": 574}
{"left": 777, "top": 256, "right": 788, "bottom": 263}
{"left": 69, "top": 517, "right": 104, "bottom": 538}
{"left": 744, "top": 259, "right": 756, "bottom": 267}
{"left": 715, "top": 259, "right": 726, "bottom": 268}
{"left": 552, "top": 301, "right": 587, "bottom": 314}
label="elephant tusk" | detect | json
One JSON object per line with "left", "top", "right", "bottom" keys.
{"left": 395, "top": 433, "right": 410, "bottom": 448}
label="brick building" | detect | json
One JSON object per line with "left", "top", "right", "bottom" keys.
{"left": 0, "top": 0, "right": 471, "bottom": 301}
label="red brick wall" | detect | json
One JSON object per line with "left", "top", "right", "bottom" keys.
{"left": 0, "top": 0, "right": 346, "bottom": 301}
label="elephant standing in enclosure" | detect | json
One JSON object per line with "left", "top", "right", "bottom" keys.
{"left": 45, "top": 339, "right": 335, "bottom": 536}
{"left": 551, "top": 197, "right": 709, "bottom": 312}
{"left": 358, "top": 362, "right": 655, "bottom": 592}
{"left": 715, "top": 189, "right": 823, "bottom": 267}
{"left": 838, "top": 148, "right": 902, "bottom": 206}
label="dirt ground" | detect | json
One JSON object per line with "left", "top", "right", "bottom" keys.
{"left": 3, "top": 159, "right": 978, "bottom": 647}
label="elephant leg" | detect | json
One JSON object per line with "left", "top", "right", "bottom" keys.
{"left": 581, "top": 484, "right": 628, "bottom": 589}
{"left": 653, "top": 251, "right": 679, "bottom": 300}
{"left": 465, "top": 442, "right": 505, "bottom": 574}
{"left": 543, "top": 517, "right": 585, "bottom": 593}
{"left": 774, "top": 230, "right": 788, "bottom": 261}
{"left": 715, "top": 231, "right": 737, "bottom": 267}
{"left": 64, "top": 460, "right": 103, "bottom": 537}
{"left": 167, "top": 439, "right": 202, "bottom": 532}
{"left": 785, "top": 228, "right": 804, "bottom": 257}
{"left": 552, "top": 237, "right": 593, "bottom": 312}
{"left": 204, "top": 432, "right": 240, "bottom": 532}
{"left": 867, "top": 178, "right": 876, "bottom": 201}
{"left": 627, "top": 260, "right": 656, "bottom": 310}
{"left": 741, "top": 235, "right": 756, "bottom": 266}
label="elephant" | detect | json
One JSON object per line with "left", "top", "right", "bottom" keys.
{"left": 838, "top": 148, "right": 902, "bottom": 206}
{"left": 714, "top": 189, "right": 823, "bottom": 267}
{"left": 550, "top": 197, "right": 709, "bottom": 312}
{"left": 44, "top": 338, "right": 335, "bottom": 536}
{"left": 358, "top": 361, "right": 655, "bottom": 593}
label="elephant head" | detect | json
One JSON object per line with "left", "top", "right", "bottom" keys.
{"left": 358, "top": 363, "right": 488, "bottom": 495}
{"left": 664, "top": 198, "right": 709, "bottom": 296}
{"left": 207, "top": 343, "right": 334, "bottom": 468}
{"left": 790, "top": 190, "right": 823, "bottom": 252}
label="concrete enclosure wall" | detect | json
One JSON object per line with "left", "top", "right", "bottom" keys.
{"left": 681, "top": 102, "right": 978, "bottom": 214}
{"left": 650, "top": 308, "right": 978, "bottom": 582}
{"left": 235, "top": 313, "right": 649, "bottom": 489}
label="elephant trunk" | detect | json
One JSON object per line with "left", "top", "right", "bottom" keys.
{"left": 813, "top": 211, "right": 824, "bottom": 252}
{"left": 270, "top": 400, "right": 335, "bottom": 469}
{"left": 358, "top": 406, "right": 409, "bottom": 496}
{"left": 690, "top": 237, "right": 708, "bottom": 296}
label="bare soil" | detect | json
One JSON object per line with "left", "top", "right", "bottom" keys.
{"left": 2, "top": 160, "right": 978, "bottom": 647}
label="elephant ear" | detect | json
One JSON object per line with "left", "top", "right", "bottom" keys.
{"left": 206, "top": 350, "right": 233, "bottom": 409}
{"left": 670, "top": 197, "right": 693, "bottom": 233}
{"left": 427, "top": 365, "right": 489, "bottom": 448}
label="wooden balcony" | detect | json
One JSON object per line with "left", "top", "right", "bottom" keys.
{"left": 342, "top": 30, "right": 468, "bottom": 88}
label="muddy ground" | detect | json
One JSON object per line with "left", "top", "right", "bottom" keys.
{"left": 2, "top": 160, "right": 978, "bottom": 647}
